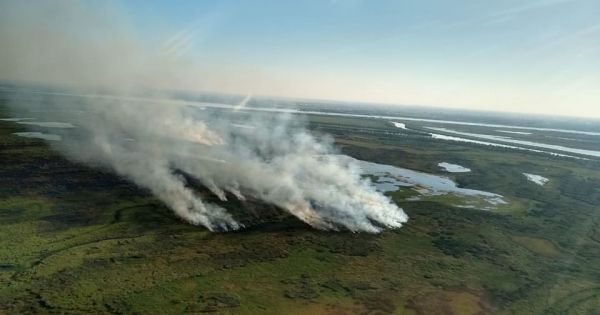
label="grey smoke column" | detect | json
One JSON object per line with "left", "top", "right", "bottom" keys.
{"left": 18, "top": 94, "right": 408, "bottom": 232}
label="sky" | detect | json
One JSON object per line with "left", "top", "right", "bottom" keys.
{"left": 3, "top": 1, "right": 600, "bottom": 118}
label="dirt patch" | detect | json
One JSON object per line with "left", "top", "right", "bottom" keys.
{"left": 406, "top": 289, "right": 494, "bottom": 315}
{"left": 287, "top": 302, "right": 356, "bottom": 315}
{"left": 511, "top": 235, "right": 560, "bottom": 257}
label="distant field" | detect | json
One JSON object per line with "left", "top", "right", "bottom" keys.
{"left": 1, "top": 101, "right": 600, "bottom": 314}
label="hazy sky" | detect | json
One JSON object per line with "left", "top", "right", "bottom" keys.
{"left": 4, "top": 1, "right": 600, "bottom": 117}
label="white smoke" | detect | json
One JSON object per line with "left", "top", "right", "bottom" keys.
{"left": 1, "top": 1, "right": 408, "bottom": 232}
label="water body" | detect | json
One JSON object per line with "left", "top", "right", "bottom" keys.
{"left": 17, "top": 121, "right": 75, "bottom": 128}
{"left": 231, "top": 123, "right": 256, "bottom": 129}
{"left": 430, "top": 133, "right": 583, "bottom": 160}
{"left": 13, "top": 132, "right": 61, "bottom": 141}
{"left": 438, "top": 162, "right": 471, "bottom": 173}
{"left": 354, "top": 158, "right": 506, "bottom": 207}
{"left": 495, "top": 130, "right": 532, "bottom": 135}
{"left": 391, "top": 122, "right": 407, "bottom": 129}
{"left": 0, "top": 117, "right": 34, "bottom": 122}
{"left": 223, "top": 106, "right": 600, "bottom": 137}
{"left": 427, "top": 127, "right": 600, "bottom": 158}
{"left": 523, "top": 173, "right": 549, "bottom": 186}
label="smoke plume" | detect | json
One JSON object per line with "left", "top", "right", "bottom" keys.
{"left": 0, "top": 1, "right": 408, "bottom": 232}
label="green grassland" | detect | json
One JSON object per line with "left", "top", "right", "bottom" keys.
{"left": 1, "top": 105, "right": 600, "bottom": 314}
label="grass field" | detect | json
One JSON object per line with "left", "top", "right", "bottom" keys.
{"left": 1, "top": 103, "right": 600, "bottom": 314}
